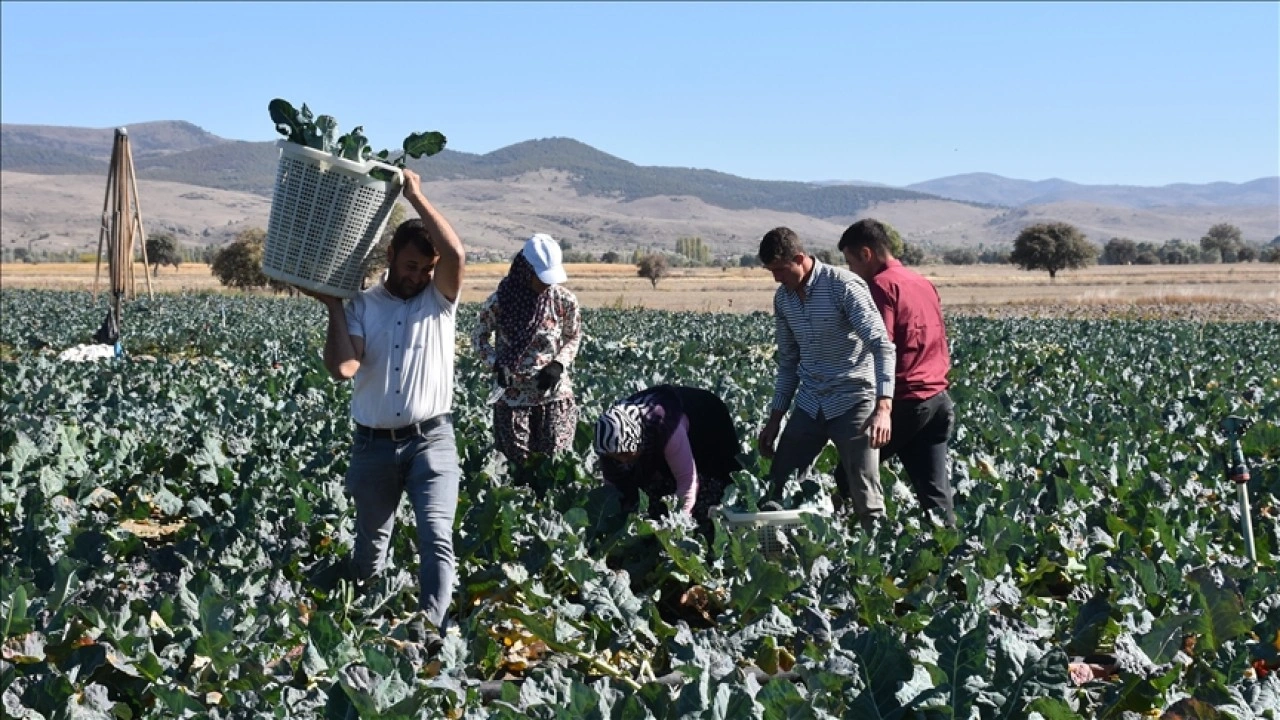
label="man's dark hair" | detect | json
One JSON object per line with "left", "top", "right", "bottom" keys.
{"left": 758, "top": 227, "right": 804, "bottom": 265}
{"left": 838, "top": 219, "right": 893, "bottom": 258}
{"left": 390, "top": 218, "right": 437, "bottom": 258}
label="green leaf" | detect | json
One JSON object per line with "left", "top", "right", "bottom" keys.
{"left": 150, "top": 684, "right": 205, "bottom": 714}
{"left": 991, "top": 635, "right": 1070, "bottom": 719}
{"left": 2, "top": 584, "right": 28, "bottom": 638}
{"left": 730, "top": 553, "right": 804, "bottom": 616}
{"left": 929, "top": 605, "right": 989, "bottom": 717}
{"left": 711, "top": 680, "right": 762, "bottom": 719}
{"left": 1066, "top": 593, "right": 1116, "bottom": 656}
{"left": 757, "top": 677, "right": 818, "bottom": 719}
{"left": 268, "top": 98, "right": 304, "bottom": 143}
{"left": 1137, "top": 612, "right": 1196, "bottom": 664}
{"left": 402, "top": 131, "right": 446, "bottom": 158}
{"left": 1025, "top": 697, "right": 1085, "bottom": 719}
{"left": 843, "top": 626, "right": 914, "bottom": 718}
{"left": 1096, "top": 665, "right": 1181, "bottom": 719}
{"left": 1188, "top": 568, "right": 1250, "bottom": 652}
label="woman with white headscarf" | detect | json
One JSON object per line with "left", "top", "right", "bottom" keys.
{"left": 473, "top": 234, "right": 582, "bottom": 468}
{"left": 594, "top": 384, "right": 742, "bottom": 523}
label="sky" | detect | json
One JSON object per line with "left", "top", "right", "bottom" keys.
{"left": 2, "top": 1, "right": 1277, "bottom": 187}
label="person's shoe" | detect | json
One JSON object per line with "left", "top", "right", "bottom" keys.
{"left": 403, "top": 613, "right": 445, "bottom": 657}
{"left": 422, "top": 628, "right": 444, "bottom": 657}
{"left": 859, "top": 513, "right": 886, "bottom": 535}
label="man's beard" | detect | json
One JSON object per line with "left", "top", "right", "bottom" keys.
{"left": 386, "top": 272, "right": 428, "bottom": 299}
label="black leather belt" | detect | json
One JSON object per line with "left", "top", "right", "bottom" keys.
{"left": 356, "top": 413, "right": 452, "bottom": 442}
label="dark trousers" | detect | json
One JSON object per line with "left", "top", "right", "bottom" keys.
{"left": 836, "top": 390, "right": 956, "bottom": 526}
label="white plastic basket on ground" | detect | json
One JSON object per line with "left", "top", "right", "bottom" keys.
{"left": 262, "top": 140, "right": 403, "bottom": 299}
{"left": 716, "top": 506, "right": 826, "bottom": 557}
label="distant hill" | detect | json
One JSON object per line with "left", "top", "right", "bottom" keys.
{"left": 6, "top": 121, "right": 1274, "bottom": 212}
{"left": 2, "top": 120, "right": 1276, "bottom": 257}
{"left": 907, "top": 172, "right": 1279, "bottom": 209}
{"left": 0, "top": 120, "right": 226, "bottom": 160}
{"left": 1, "top": 123, "right": 963, "bottom": 217}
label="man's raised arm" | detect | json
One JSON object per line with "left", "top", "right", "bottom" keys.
{"left": 401, "top": 169, "right": 465, "bottom": 303}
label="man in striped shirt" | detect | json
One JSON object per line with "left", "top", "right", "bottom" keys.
{"left": 756, "top": 227, "right": 897, "bottom": 530}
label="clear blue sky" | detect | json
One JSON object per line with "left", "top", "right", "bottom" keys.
{"left": 2, "top": 1, "right": 1277, "bottom": 187}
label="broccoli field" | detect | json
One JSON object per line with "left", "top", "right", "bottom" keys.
{"left": 2, "top": 289, "right": 1279, "bottom": 719}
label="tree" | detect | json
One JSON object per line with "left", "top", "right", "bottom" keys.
{"left": 563, "top": 249, "right": 596, "bottom": 263}
{"left": 675, "top": 236, "right": 711, "bottom": 265}
{"left": 145, "top": 232, "right": 183, "bottom": 276}
{"left": 600, "top": 251, "right": 621, "bottom": 264}
{"left": 210, "top": 228, "right": 285, "bottom": 291}
{"left": 899, "top": 243, "right": 926, "bottom": 266}
{"left": 976, "top": 248, "right": 1009, "bottom": 264}
{"left": 1102, "top": 237, "right": 1138, "bottom": 266}
{"left": 364, "top": 202, "right": 407, "bottom": 283}
{"left": 942, "top": 248, "right": 977, "bottom": 265}
{"left": 1201, "top": 223, "right": 1244, "bottom": 263}
{"left": 1236, "top": 244, "right": 1258, "bottom": 262}
{"left": 1159, "top": 239, "right": 1193, "bottom": 265}
{"left": 636, "top": 254, "right": 669, "bottom": 288}
{"left": 1261, "top": 246, "right": 1280, "bottom": 263}
{"left": 739, "top": 254, "right": 758, "bottom": 267}
{"left": 1134, "top": 251, "right": 1160, "bottom": 265}
{"left": 1199, "top": 247, "right": 1222, "bottom": 264}
{"left": 882, "top": 222, "right": 905, "bottom": 257}
{"left": 814, "top": 249, "right": 837, "bottom": 265}
{"left": 1010, "top": 222, "right": 1097, "bottom": 280}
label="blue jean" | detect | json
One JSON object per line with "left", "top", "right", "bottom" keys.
{"left": 344, "top": 419, "right": 460, "bottom": 628}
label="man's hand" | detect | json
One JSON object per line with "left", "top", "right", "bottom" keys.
{"left": 297, "top": 286, "right": 343, "bottom": 310}
{"left": 535, "top": 361, "right": 563, "bottom": 391}
{"left": 758, "top": 416, "right": 782, "bottom": 459}
{"left": 862, "top": 399, "right": 893, "bottom": 449}
{"left": 402, "top": 168, "right": 423, "bottom": 201}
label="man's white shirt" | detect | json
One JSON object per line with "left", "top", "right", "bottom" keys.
{"left": 344, "top": 281, "right": 458, "bottom": 428}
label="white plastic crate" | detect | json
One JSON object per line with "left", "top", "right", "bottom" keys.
{"left": 718, "top": 507, "right": 823, "bottom": 556}
{"left": 262, "top": 141, "right": 403, "bottom": 299}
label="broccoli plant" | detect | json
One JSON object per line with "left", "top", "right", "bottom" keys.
{"left": 268, "top": 98, "right": 446, "bottom": 181}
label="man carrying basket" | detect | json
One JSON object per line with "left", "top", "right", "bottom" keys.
{"left": 302, "top": 169, "right": 464, "bottom": 650}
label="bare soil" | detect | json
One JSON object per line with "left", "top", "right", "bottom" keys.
{"left": 3, "top": 262, "right": 1276, "bottom": 320}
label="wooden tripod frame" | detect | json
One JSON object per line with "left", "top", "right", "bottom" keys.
{"left": 93, "top": 128, "right": 154, "bottom": 323}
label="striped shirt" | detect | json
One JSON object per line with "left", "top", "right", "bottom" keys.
{"left": 770, "top": 259, "right": 896, "bottom": 419}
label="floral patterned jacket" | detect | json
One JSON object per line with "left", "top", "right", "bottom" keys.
{"left": 471, "top": 284, "right": 582, "bottom": 407}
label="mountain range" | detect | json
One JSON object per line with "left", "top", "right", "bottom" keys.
{"left": 2, "top": 120, "right": 1276, "bottom": 256}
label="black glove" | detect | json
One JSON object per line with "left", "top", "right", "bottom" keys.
{"left": 535, "top": 361, "right": 563, "bottom": 391}
{"left": 495, "top": 366, "right": 511, "bottom": 388}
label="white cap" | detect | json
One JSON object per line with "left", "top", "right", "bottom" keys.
{"left": 522, "top": 233, "right": 567, "bottom": 285}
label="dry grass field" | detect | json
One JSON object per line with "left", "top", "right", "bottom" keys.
{"left": 2, "top": 261, "right": 1276, "bottom": 319}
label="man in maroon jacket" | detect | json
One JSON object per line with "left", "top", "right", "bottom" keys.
{"left": 838, "top": 219, "right": 957, "bottom": 527}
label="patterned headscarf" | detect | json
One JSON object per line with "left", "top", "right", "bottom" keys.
{"left": 495, "top": 253, "right": 554, "bottom": 371}
{"left": 593, "top": 403, "right": 646, "bottom": 455}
